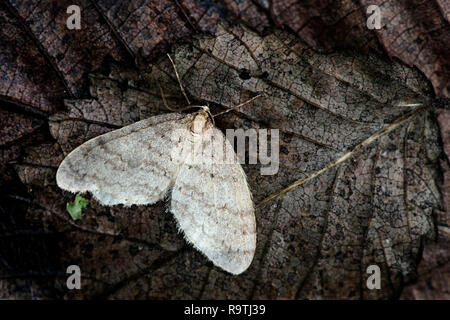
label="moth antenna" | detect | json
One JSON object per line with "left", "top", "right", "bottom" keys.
{"left": 157, "top": 81, "right": 179, "bottom": 112}
{"left": 202, "top": 105, "right": 215, "bottom": 126}
{"left": 158, "top": 80, "right": 199, "bottom": 113}
{"left": 212, "top": 93, "right": 265, "bottom": 118}
{"left": 167, "top": 53, "right": 191, "bottom": 105}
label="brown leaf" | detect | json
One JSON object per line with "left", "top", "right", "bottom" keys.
{"left": 400, "top": 108, "right": 450, "bottom": 300}
{"left": 178, "top": 0, "right": 269, "bottom": 33}
{"left": 269, "top": 0, "right": 450, "bottom": 97}
{"left": 95, "top": 0, "right": 192, "bottom": 58}
{"left": 436, "top": 109, "right": 450, "bottom": 162}
{"left": 271, "top": 0, "right": 380, "bottom": 52}
{"left": 401, "top": 239, "right": 450, "bottom": 299}
{"left": 0, "top": 109, "right": 44, "bottom": 176}
{"left": 435, "top": 109, "right": 450, "bottom": 236}
{"left": 0, "top": 110, "right": 43, "bottom": 146}
{"left": 360, "top": 0, "right": 450, "bottom": 98}
{"left": 10, "top": 24, "right": 446, "bottom": 299}
{"left": 0, "top": 2, "right": 66, "bottom": 112}
{"left": 8, "top": 0, "right": 128, "bottom": 97}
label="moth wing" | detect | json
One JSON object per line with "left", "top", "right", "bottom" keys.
{"left": 170, "top": 128, "right": 256, "bottom": 275}
{"left": 56, "top": 113, "right": 191, "bottom": 206}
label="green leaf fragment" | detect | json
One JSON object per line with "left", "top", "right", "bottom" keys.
{"left": 66, "top": 194, "right": 88, "bottom": 220}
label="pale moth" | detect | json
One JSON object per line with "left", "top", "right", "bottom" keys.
{"left": 56, "top": 54, "right": 263, "bottom": 275}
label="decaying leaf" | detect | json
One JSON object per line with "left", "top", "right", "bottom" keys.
{"left": 436, "top": 109, "right": 450, "bottom": 224}
{"left": 11, "top": 24, "right": 447, "bottom": 299}
{"left": 269, "top": 0, "right": 450, "bottom": 97}
{"left": 401, "top": 239, "right": 450, "bottom": 299}
{"left": 398, "top": 109, "right": 450, "bottom": 299}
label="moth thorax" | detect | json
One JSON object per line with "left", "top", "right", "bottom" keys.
{"left": 190, "top": 111, "right": 209, "bottom": 135}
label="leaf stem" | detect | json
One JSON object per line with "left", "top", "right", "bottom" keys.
{"left": 256, "top": 105, "right": 428, "bottom": 208}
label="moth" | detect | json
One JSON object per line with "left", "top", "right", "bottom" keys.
{"left": 56, "top": 54, "right": 262, "bottom": 275}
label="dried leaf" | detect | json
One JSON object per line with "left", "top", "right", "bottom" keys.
{"left": 1, "top": 0, "right": 449, "bottom": 191}
{"left": 401, "top": 239, "right": 450, "bottom": 299}
{"left": 8, "top": 0, "right": 127, "bottom": 97}
{"left": 270, "top": 0, "right": 450, "bottom": 97}
{"left": 435, "top": 109, "right": 450, "bottom": 235}
{"left": 399, "top": 108, "right": 450, "bottom": 299}
{"left": 0, "top": 2, "right": 66, "bottom": 112}
{"left": 8, "top": 24, "right": 447, "bottom": 299}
